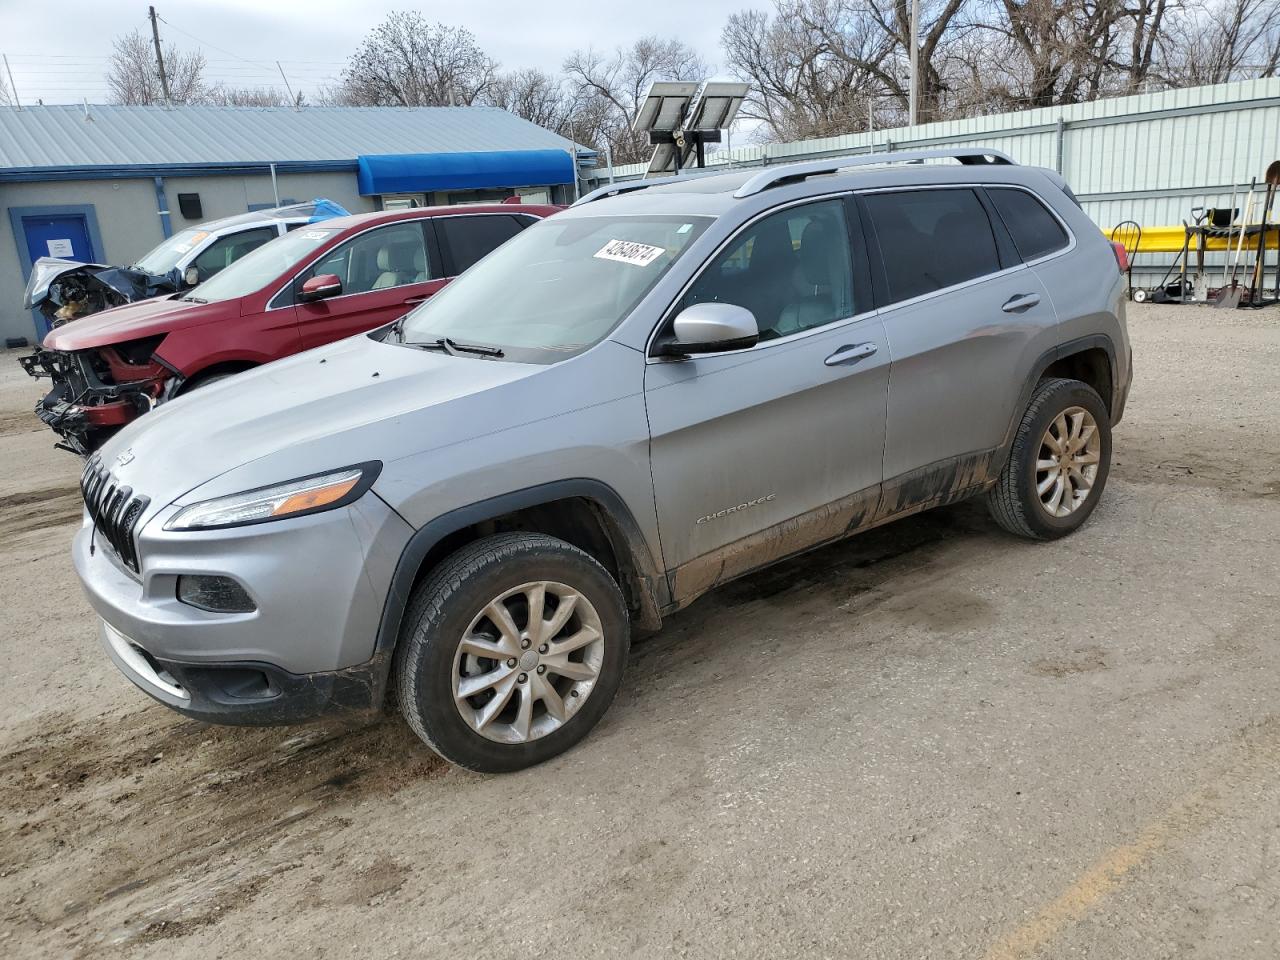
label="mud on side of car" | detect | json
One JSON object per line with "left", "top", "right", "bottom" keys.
{"left": 74, "top": 148, "right": 1131, "bottom": 772}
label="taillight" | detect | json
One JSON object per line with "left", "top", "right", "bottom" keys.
{"left": 1110, "top": 241, "right": 1129, "bottom": 273}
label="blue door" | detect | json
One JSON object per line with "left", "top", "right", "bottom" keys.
{"left": 21, "top": 214, "right": 95, "bottom": 337}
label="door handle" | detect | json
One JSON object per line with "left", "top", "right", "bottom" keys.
{"left": 824, "top": 342, "right": 878, "bottom": 366}
{"left": 1001, "top": 293, "right": 1041, "bottom": 313}
{"left": 403, "top": 295, "right": 429, "bottom": 305}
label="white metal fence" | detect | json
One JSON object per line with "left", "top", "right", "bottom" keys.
{"left": 588, "top": 78, "right": 1280, "bottom": 282}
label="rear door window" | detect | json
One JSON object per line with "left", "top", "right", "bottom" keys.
{"left": 988, "top": 188, "right": 1070, "bottom": 262}
{"left": 436, "top": 215, "right": 527, "bottom": 275}
{"left": 863, "top": 189, "right": 1002, "bottom": 303}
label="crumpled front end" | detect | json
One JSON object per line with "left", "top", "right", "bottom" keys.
{"left": 20, "top": 336, "right": 173, "bottom": 455}
{"left": 24, "top": 258, "right": 175, "bottom": 328}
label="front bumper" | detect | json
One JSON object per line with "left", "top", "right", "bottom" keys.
{"left": 99, "top": 619, "right": 390, "bottom": 725}
{"left": 75, "top": 491, "right": 415, "bottom": 725}
{"left": 21, "top": 348, "right": 148, "bottom": 453}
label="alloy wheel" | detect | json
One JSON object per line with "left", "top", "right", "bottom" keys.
{"left": 452, "top": 581, "right": 605, "bottom": 744}
{"left": 1035, "top": 405, "right": 1101, "bottom": 518}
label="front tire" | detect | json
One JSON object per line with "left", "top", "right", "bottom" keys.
{"left": 987, "top": 377, "right": 1112, "bottom": 540}
{"left": 181, "top": 370, "right": 240, "bottom": 394}
{"left": 394, "top": 533, "right": 630, "bottom": 773}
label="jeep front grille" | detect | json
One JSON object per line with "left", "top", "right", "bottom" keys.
{"left": 81, "top": 457, "right": 149, "bottom": 572}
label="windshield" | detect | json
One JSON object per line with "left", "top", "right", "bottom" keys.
{"left": 184, "top": 226, "right": 341, "bottom": 303}
{"left": 395, "top": 214, "right": 711, "bottom": 361}
{"left": 131, "top": 228, "right": 211, "bottom": 275}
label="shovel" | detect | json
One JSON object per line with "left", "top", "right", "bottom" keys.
{"left": 1215, "top": 177, "right": 1257, "bottom": 309}
{"left": 1249, "top": 161, "right": 1280, "bottom": 304}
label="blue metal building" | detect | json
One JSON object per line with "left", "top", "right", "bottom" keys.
{"left": 0, "top": 104, "right": 588, "bottom": 344}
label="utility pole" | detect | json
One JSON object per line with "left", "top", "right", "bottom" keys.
{"left": 148, "top": 6, "right": 172, "bottom": 105}
{"left": 277, "top": 61, "right": 300, "bottom": 109}
{"left": 3, "top": 54, "right": 20, "bottom": 109}
{"left": 908, "top": 0, "right": 919, "bottom": 127}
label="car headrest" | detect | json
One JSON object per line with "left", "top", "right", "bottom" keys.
{"left": 798, "top": 219, "right": 837, "bottom": 286}
{"left": 377, "top": 243, "right": 416, "bottom": 273}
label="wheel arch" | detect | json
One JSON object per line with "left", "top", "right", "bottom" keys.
{"left": 373, "top": 480, "right": 667, "bottom": 665}
{"left": 993, "top": 335, "right": 1119, "bottom": 478}
{"left": 176, "top": 359, "right": 259, "bottom": 394}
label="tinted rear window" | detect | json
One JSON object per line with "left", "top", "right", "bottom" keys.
{"left": 864, "top": 189, "right": 1002, "bottom": 303}
{"left": 989, "top": 188, "right": 1070, "bottom": 261}
{"left": 438, "top": 215, "right": 526, "bottom": 274}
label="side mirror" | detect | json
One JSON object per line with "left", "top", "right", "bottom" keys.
{"left": 655, "top": 302, "right": 759, "bottom": 357}
{"left": 183, "top": 266, "right": 200, "bottom": 287}
{"left": 299, "top": 274, "right": 342, "bottom": 302}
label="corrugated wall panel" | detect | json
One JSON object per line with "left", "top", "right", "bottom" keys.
{"left": 602, "top": 77, "right": 1280, "bottom": 187}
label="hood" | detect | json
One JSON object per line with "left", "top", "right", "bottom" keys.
{"left": 96, "top": 332, "right": 544, "bottom": 512}
{"left": 24, "top": 257, "right": 110, "bottom": 308}
{"left": 42, "top": 295, "right": 225, "bottom": 351}
{"left": 97, "top": 333, "right": 643, "bottom": 524}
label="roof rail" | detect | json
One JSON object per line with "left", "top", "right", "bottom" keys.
{"left": 731, "top": 147, "right": 1016, "bottom": 198}
{"left": 572, "top": 168, "right": 728, "bottom": 206}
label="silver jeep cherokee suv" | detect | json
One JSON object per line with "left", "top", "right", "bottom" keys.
{"left": 75, "top": 148, "right": 1131, "bottom": 772}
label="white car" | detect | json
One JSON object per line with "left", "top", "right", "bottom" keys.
{"left": 23, "top": 199, "right": 349, "bottom": 327}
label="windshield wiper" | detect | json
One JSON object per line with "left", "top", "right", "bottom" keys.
{"left": 412, "top": 337, "right": 504, "bottom": 358}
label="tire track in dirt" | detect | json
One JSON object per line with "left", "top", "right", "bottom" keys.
{"left": 0, "top": 706, "right": 445, "bottom": 955}
{"left": 0, "top": 411, "right": 41, "bottom": 439}
{"left": 0, "top": 485, "right": 82, "bottom": 540}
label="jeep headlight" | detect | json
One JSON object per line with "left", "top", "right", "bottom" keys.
{"left": 165, "top": 463, "right": 380, "bottom": 531}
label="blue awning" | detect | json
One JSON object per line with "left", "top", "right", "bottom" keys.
{"left": 357, "top": 149, "right": 574, "bottom": 195}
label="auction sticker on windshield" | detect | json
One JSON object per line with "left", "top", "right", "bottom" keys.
{"left": 594, "top": 239, "right": 665, "bottom": 267}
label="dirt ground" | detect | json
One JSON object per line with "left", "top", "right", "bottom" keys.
{"left": 1, "top": 302, "right": 1278, "bottom": 959}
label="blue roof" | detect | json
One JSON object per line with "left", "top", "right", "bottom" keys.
{"left": 0, "top": 104, "right": 587, "bottom": 181}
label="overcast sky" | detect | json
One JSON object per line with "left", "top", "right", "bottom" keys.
{"left": 0, "top": 0, "right": 760, "bottom": 106}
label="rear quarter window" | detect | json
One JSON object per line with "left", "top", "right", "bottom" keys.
{"left": 988, "top": 188, "right": 1070, "bottom": 262}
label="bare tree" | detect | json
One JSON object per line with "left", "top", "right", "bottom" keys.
{"left": 723, "top": 6, "right": 888, "bottom": 140}
{"left": 106, "top": 29, "right": 206, "bottom": 105}
{"left": 205, "top": 85, "right": 292, "bottom": 107}
{"left": 485, "top": 68, "right": 572, "bottom": 129}
{"left": 968, "top": 1, "right": 1132, "bottom": 107}
{"left": 338, "top": 12, "right": 498, "bottom": 106}
{"left": 1156, "top": 0, "right": 1280, "bottom": 85}
{"left": 724, "top": 0, "right": 972, "bottom": 136}
{"left": 563, "top": 37, "right": 710, "bottom": 163}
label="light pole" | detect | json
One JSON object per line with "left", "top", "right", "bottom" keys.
{"left": 908, "top": 0, "right": 919, "bottom": 127}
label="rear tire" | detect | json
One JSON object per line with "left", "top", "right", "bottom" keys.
{"left": 987, "top": 377, "right": 1112, "bottom": 540}
{"left": 394, "top": 533, "right": 630, "bottom": 773}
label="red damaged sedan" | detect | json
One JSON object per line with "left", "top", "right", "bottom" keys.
{"left": 20, "top": 203, "right": 558, "bottom": 454}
